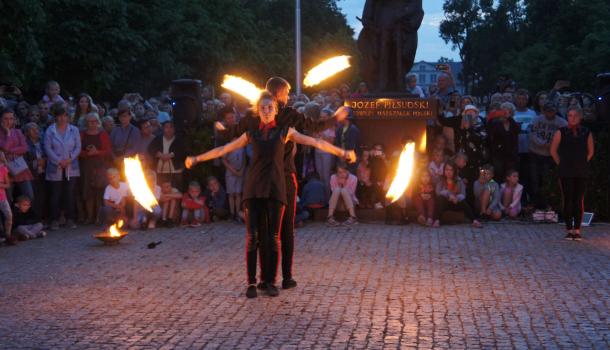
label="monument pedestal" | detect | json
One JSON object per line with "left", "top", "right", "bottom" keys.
{"left": 345, "top": 95, "right": 437, "bottom": 154}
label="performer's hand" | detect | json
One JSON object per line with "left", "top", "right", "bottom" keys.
{"left": 345, "top": 150, "right": 357, "bottom": 163}
{"left": 214, "top": 121, "right": 226, "bottom": 131}
{"left": 185, "top": 156, "right": 196, "bottom": 169}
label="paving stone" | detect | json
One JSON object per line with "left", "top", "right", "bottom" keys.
{"left": 0, "top": 222, "right": 608, "bottom": 349}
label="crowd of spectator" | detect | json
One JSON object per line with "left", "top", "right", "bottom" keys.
{"left": 0, "top": 71, "right": 597, "bottom": 245}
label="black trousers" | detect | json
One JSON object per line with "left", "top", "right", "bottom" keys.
{"left": 436, "top": 196, "right": 476, "bottom": 221}
{"left": 559, "top": 177, "right": 586, "bottom": 230}
{"left": 280, "top": 173, "right": 297, "bottom": 280}
{"left": 244, "top": 199, "right": 285, "bottom": 285}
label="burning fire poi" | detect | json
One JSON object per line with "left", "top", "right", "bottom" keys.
{"left": 124, "top": 155, "right": 158, "bottom": 212}
{"left": 303, "top": 56, "right": 351, "bottom": 87}
{"left": 221, "top": 75, "right": 263, "bottom": 103}
{"left": 386, "top": 142, "right": 416, "bottom": 203}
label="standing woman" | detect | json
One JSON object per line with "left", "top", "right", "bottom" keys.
{"left": 0, "top": 109, "right": 35, "bottom": 202}
{"left": 550, "top": 107, "right": 594, "bottom": 241}
{"left": 186, "top": 92, "right": 355, "bottom": 299}
{"left": 45, "top": 102, "right": 82, "bottom": 230}
{"left": 80, "top": 112, "right": 111, "bottom": 224}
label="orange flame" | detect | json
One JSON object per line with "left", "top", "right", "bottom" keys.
{"left": 109, "top": 220, "right": 125, "bottom": 237}
{"left": 303, "top": 56, "right": 351, "bottom": 87}
{"left": 221, "top": 75, "right": 263, "bottom": 103}
{"left": 386, "top": 142, "right": 416, "bottom": 203}
{"left": 124, "top": 155, "right": 158, "bottom": 212}
{"left": 419, "top": 131, "right": 427, "bottom": 153}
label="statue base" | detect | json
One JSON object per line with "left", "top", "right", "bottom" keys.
{"left": 345, "top": 94, "right": 437, "bottom": 155}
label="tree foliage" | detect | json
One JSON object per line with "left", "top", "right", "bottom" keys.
{"left": 440, "top": 0, "right": 610, "bottom": 93}
{"left": 0, "top": 0, "right": 356, "bottom": 101}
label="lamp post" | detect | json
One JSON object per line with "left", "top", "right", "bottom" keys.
{"left": 295, "top": 0, "right": 302, "bottom": 96}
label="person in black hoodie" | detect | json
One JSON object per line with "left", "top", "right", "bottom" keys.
{"left": 487, "top": 102, "right": 520, "bottom": 183}
{"left": 13, "top": 195, "right": 46, "bottom": 240}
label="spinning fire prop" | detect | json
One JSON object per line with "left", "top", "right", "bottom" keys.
{"left": 221, "top": 75, "right": 263, "bottom": 103}
{"left": 385, "top": 142, "right": 416, "bottom": 203}
{"left": 303, "top": 56, "right": 351, "bottom": 87}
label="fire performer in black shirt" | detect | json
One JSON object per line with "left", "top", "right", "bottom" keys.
{"left": 217, "top": 77, "right": 350, "bottom": 290}
{"left": 187, "top": 92, "right": 355, "bottom": 298}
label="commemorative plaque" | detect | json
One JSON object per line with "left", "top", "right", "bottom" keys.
{"left": 345, "top": 96, "right": 436, "bottom": 154}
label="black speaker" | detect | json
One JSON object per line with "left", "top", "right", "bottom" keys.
{"left": 595, "top": 73, "right": 610, "bottom": 122}
{"left": 170, "top": 79, "right": 203, "bottom": 130}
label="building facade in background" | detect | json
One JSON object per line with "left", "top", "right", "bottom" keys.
{"left": 408, "top": 61, "right": 464, "bottom": 95}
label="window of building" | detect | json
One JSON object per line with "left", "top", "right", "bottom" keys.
{"left": 430, "top": 74, "right": 437, "bottom": 82}
{"left": 419, "top": 74, "right": 426, "bottom": 84}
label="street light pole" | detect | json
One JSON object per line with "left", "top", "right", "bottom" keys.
{"left": 295, "top": 0, "right": 302, "bottom": 96}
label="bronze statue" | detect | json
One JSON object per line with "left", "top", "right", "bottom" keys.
{"left": 357, "top": 0, "right": 424, "bottom": 92}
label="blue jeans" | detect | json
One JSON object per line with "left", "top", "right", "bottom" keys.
{"left": 48, "top": 176, "right": 77, "bottom": 222}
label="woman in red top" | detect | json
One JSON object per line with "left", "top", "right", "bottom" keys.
{"left": 79, "top": 112, "right": 111, "bottom": 224}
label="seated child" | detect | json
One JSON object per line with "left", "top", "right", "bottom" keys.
{"left": 327, "top": 163, "right": 359, "bottom": 226}
{"left": 159, "top": 180, "right": 182, "bottom": 227}
{"left": 356, "top": 150, "right": 374, "bottom": 208}
{"left": 13, "top": 195, "right": 46, "bottom": 240}
{"left": 500, "top": 169, "right": 523, "bottom": 218}
{"left": 205, "top": 176, "right": 229, "bottom": 221}
{"left": 473, "top": 164, "right": 502, "bottom": 220}
{"left": 435, "top": 161, "right": 482, "bottom": 228}
{"left": 428, "top": 148, "right": 445, "bottom": 184}
{"left": 132, "top": 170, "right": 161, "bottom": 229}
{"left": 301, "top": 172, "right": 326, "bottom": 209}
{"left": 100, "top": 168, "right": 130, "bottom": 227}
{"left": 181, "top": 181, "right": 209, "bottom": 227}
{"left": 0, "top": 153, "right": 13, "bottom": 245}
{"left": 413, "top": 170, "right": 437, "bottom": 227}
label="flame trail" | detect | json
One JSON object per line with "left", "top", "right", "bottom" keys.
{"left": 124, "top": 156, "right": 158, "bottom": 212}
{"left": 221, "top": 75, "right": 263, "bottom": 103}
{"left": 303, "top": 56, "right": 351, "bottom": 87}
{"left": 386, "top": 142, "right": 416, "bottom": 203}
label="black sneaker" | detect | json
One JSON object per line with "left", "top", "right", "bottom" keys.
{"left": 282, "top": 278, "right": 297, "bottom": 289}
{"left": 256, "top": 282, "right": 266, "bottom": 290}
{"left": 572, "top": 232, "right": 583, "bottom": 241}
{"left": 265, "top": 284, "right": 279, "bottom": 297}
{"left": 564, "top": 232, "right": 574, "bottom": 240}
{"left": 246, "top": 285, "right": 257, "bottom": 298}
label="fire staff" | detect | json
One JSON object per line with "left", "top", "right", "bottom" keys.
{"left": 217, "top": 77, "right": 350, "bottom": 290}
{"left": 187, "top": 92, "right": 355, "bottom": 298}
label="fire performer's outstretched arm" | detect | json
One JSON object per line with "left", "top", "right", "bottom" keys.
{"left": 286, "top": 127, "right": 357, "bottom": 163}
{"left": 185, "top": 133, "right": 249, "bottom": 169}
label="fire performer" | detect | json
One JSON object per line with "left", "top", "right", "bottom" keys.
{"left": 216, "top": 77, "right": 350, "bottom": 290}
{"left": 187, "top": 92, "right": 355, "bottom": 298}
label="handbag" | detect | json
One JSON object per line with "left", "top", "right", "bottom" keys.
{"left": 7, "top": 156, "right": 29, "bottom": 176}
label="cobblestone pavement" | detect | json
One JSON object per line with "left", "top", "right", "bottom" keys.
{"left": 0, "top": 222, "right": 608, "bottom": 349}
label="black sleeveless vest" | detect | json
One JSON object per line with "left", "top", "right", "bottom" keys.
{"left": 242, "top": 127, "right": 288, "bottom": 204}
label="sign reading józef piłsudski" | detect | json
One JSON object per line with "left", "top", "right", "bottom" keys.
{"left": 345, "top": 98, "right": 436, "bottom": 120}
